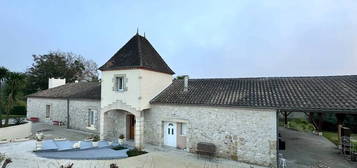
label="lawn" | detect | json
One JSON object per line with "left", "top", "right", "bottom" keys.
{"left": 0, "top": 115, "right": 25, "bottom": 119}
{"left": 323, "top": 131, "right": 357, "bottom": 146}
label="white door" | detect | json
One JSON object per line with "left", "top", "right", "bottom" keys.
{"left": 164, "top": 122, "right": 177, "bottom": 147}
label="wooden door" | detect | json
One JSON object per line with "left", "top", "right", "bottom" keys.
{"left": 129, "top": 115, "right": 135, "bottom": 139}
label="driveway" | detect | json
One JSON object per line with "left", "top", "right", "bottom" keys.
{"left": 279, "top": 127, "right": 357, "bottom": 168}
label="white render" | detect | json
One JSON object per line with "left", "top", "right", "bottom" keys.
{"left": 100, "top": 69, "right": 172, "bottom": 110}
{"left": 0, "top": 122, "right": 32, "bottom": 140}
{"left": 48, "top": 78, "right": 66, "bottom": 89}
{"left": 99, "top": 68, "right": 172, "bottom": 149}
{"left": 144, "top": 104, "right": 278, "bottom": 167}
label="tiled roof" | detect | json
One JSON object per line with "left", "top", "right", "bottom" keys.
{"left": 99, "top": 34, "right": 175, "bottom": 75}
{"left": 27, "top": 82, "right": 101, "bottom": 100}
{"left": 150, "top": 75, "right": 357, "bottom": 112}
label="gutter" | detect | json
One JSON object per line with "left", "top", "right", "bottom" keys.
{"left": 67, "top": 98, "right": 70, "bottom": 129}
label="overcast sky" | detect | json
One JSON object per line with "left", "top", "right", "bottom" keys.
{"left": 0, "top": 0, "right": 356, "bottom": 78}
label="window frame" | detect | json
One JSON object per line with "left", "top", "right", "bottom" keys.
{"left": 45, "top": 105, "right": 51, "bottom": 119}
{"left": 116, "top": 76, "right": 124, "bottom": 91}
{"left": 180, "top": 123, "right": 187, "bottom": 136}
{"left": 87, "top": 109, "right": 95, "bottom": 127}
{"left": 113, "top": 74, "right": 127, "bottom": 92}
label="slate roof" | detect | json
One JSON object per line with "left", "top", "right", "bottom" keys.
{"left": 99, "top": 34, "right": 175, "bottom": 75}
{"left": 27, "top": 82, "right": 101, "bottom": 100}
{"left": 150, "top": 75, "right": 357, "bottom": 112}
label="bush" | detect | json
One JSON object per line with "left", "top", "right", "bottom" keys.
{"left": 127, "top": 148, "right": 147, "bottom": 157}
{"left": 10, "top": 106, "right": 26, "bottom": 116}
{"left": 112, "top": 146, "right": 127, "bottom": 150}
{"left": 92, "top": 135, "right": 100, "bottom": 142}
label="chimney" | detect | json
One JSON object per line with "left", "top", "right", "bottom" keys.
{"left": 48, "top": 78, "right": 66, "bottom": 89}
{"left": 183, "top": 75, "right": 189, "bottom": 92}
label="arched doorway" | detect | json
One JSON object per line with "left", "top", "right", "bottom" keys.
{"left": 102, "top": 109, "right": 135, "bottom": 141}
{"left": 100, "top": 108, "right": 144, "bottom": 149}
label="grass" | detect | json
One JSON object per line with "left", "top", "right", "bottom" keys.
{"left": 280, "top": 118, "right": 315, "bottom": 132}
{"left": 323, "top": 131, "right": 357, "bottom": 146}
{"left": 0, "top": 115, "right": 25, "bottom": 119}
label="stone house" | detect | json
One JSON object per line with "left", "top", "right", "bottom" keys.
{"left": 27, "top": 33, "right": 357, "bottom": 167}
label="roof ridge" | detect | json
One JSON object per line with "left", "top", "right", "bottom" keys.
{"left": 180, "top": 75, "right": 357, "bottom": 81}
{"left": 137, "top": 34, "right": 143, "bottom": 66}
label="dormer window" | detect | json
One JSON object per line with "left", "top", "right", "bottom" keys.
{"left": 115, "top": 76, "right": 124, "bottom": 91}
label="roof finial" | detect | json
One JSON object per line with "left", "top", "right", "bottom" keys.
{"left": 144, "top": 32, "right": 146, "bottom": 38}
{"left": 136, "top": 27, "right": 139, "bottom": 35}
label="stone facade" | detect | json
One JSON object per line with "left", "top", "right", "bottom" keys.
{"left": 68, "top": 99, "right": 101, "bottom": 133}
{"left": 144, "top": 104, "right": 277, "bottom": 167}
{"left": 27, "top": 97, "right": 101, "bottom": 134}
{"left": 102, "top": 109, "right": 130, "bottom": 140}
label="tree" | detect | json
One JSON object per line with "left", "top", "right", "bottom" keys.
{"left": 3, "top": 72, "right": 25, "bottom": 126}
{"left": 25, "top": 51, "right": 98, "bottom": 94}
{"left": 0, "top": 67, "right": 9, "bottom": 128}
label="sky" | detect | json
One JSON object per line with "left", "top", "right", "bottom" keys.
{"left": 0, "top": 0, "right": 357, "bottom": 78}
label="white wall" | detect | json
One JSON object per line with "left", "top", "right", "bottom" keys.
{"left": 0, "top": 122, "right": 32, "bottom": 140}
{"left": 101, "top": 69, "right": 172, "bottom": 111}
{"left": 48, "top": 78, "right": 66, "bottom": 89}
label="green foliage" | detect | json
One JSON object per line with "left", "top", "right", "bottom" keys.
{"left": 126, "top": 148, "right": 148, "bottom": 157}
{"left": 10, "top": 105, "right": 26, "bottom": 115}
{"left": 25, "top": 51, "right": 98, "bottom": 95}
{"left": 3, "top": 72, "right": 26, "bottom": 126}
{"left": 112, "top": 146, "right": 127, "bottom": 150}
{"left": 323, "top": 131, "right": 357, "bottom": 146}
{"left": 322, "top": 132, "right": 339, "bottom": 145}
{"left": 286, "top": 118, "right": 315, "bottom": 132}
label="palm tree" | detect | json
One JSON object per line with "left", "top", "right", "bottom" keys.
{"left": 0, "top": 67, "right": 9, "bottom": 127}
{"left": 4, "top": 72, "right": 25, "bottom": 126}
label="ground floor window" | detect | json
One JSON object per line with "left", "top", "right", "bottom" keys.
{"left": 180, "top": 123, "right": 187, "bottom": 136}
{"left": 88, "top": 109, "right": 95, "bottom": 127}
{"left": 45, "top": 105, "right": 51, "bottom": 118}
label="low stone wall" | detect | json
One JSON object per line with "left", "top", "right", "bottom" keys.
{"left": 0, "top": 122, "right": 32, "bottom": 140}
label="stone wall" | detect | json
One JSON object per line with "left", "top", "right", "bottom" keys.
{"left": 102, "top": 110, "right": 129, "bottom": 140}
{"left": 144, "top": 104, "right": 277, "bottom": 167}
{"left": 27, "top": 98, "right": 68, "bottom": 124}
{"left": 27, "top": 97, "right": 100, "bottom": 134}
{"left": 69, "top": 99, "right": 101, "bottom": 133}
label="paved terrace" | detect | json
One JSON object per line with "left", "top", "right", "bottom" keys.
{"left": 0, "top": 122, "right": 268, "bottom": 168}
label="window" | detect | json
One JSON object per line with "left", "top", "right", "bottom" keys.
{"left": 46, "top": 105, "right": 51, "bottom": 118}
{"left": 115, "top": 76, "right": 124, "bottom": 91}
{"left": 180, "top": 123, "right": 187, "bottom": 136}
{"left": 88, "top": 109, "right": 95, "bottom": 127}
